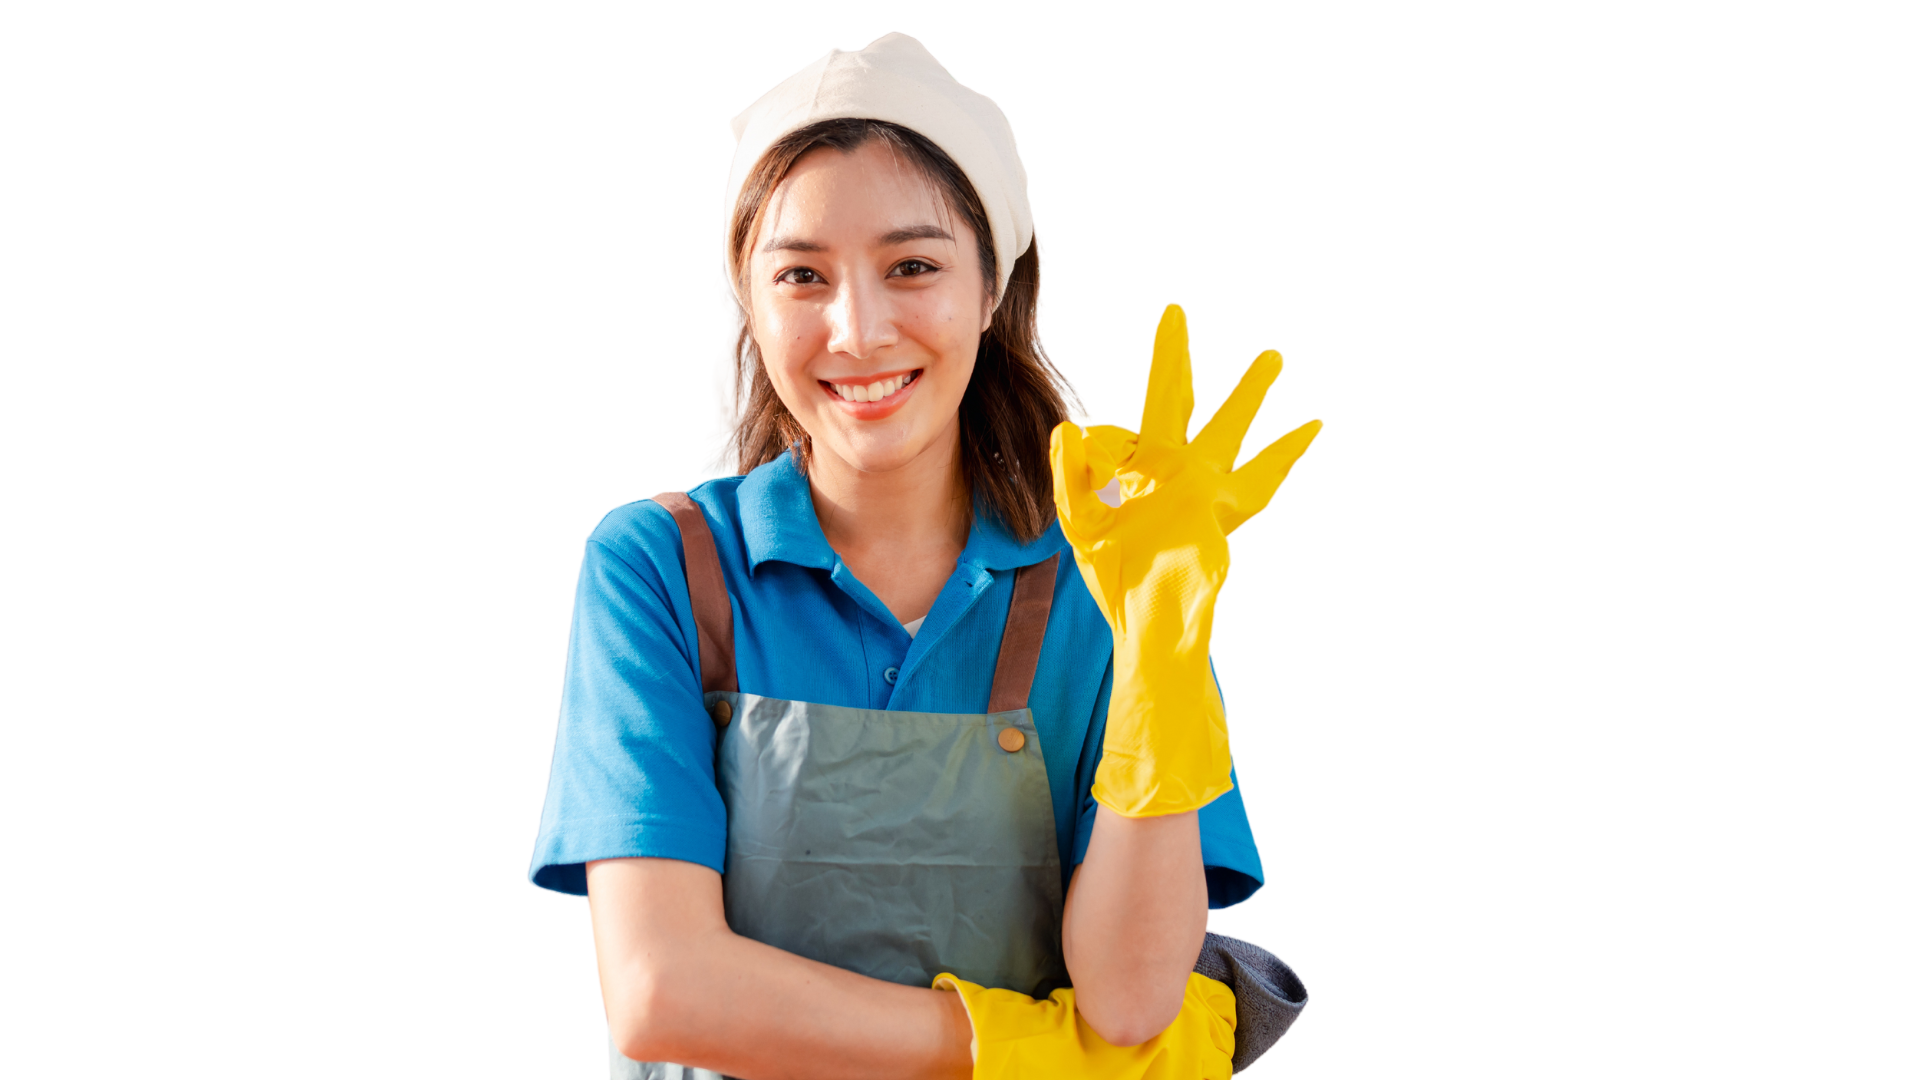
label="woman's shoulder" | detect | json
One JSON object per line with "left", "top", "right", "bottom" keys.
{"left": 584, "top": 476, "right": 751, "bottom": 572}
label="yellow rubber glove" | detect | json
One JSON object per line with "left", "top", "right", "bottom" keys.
{"left": 934, "top": 972, "right": 1235, "bottom": 1079}
{"left": 1049, "top": 305, "right": 1321, "bottom": 817}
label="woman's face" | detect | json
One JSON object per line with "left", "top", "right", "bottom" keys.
{"left": 746, "top": 140, "right": 992, "bottom": 479}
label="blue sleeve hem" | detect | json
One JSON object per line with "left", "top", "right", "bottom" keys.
{"left": 1205, "top": 865, "right": 1262, "bottom": 909}
{"left": 528, "top": 818, "right": 725, "bottom": 897}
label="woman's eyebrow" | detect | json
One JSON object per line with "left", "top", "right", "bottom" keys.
{"left": 879, "top": 225, "right": 953, "bottom": 245}
{"left": 760, "top": 225, "right": 953, "bottom": 253}
{"left": 760, "top": 234, "right": 826, "bottom": 253}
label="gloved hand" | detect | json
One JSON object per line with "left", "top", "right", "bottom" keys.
{"left": 1049, "top": 305, "right": 1321, "bottom": 817}
{"left": 934, "top": 971, "right": 1236, "bottom": 1079}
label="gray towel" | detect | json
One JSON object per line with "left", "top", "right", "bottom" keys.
{"left": 1193, "top": 932, "right": 1309, "bottom": 1073}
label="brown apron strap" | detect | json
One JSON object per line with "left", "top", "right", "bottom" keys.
{"left": 654, "top": 492, "right": 738, "bottom": 694}
{"left": 987, "top": 554, "right": 1059, "bottom": 713}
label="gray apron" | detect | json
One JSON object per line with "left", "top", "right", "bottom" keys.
{"left": 615, "top": 493, "right": 1071, "bottom": 1080}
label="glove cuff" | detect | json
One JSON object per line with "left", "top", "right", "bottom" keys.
{"left": 933, "top": 974, "right": 983, "bottom": 1066}
{"left": 1094, "top": 655, "right": 1234, "bottom": 816}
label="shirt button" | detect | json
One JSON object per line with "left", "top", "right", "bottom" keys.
{"left": 883, "top": 666, "right": 899, "bottom": 685}
{"left": 709, "top": 699, "right": 733, "bottom": 727}
{"left": 997, "top": 727, "right": 1026, "bottom": 753}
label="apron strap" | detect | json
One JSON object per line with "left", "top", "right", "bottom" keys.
{"left": 987, "top": 553, "right": 1059, "bottom": 713}
{"left": 656, "top": 490, "right": 1054, "bottom": 707}
{"left": 654, "top": 492, "right": 738, "bottom": 694}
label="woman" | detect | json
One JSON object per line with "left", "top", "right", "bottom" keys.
{"left": 530, "top": 34, "right": 1314, "bottom": 1079}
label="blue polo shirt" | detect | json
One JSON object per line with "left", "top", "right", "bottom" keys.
{"left": 529, "top": 453, "right": 1264, "bottom": 908}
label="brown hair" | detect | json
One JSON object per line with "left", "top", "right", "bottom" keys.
{"left": 726, "top": 118, "right": 1074, "bottom": 543}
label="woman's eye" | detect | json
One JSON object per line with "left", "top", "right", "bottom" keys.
{"left": 776, "top": 268, "right": 823, "bottom": 286}
{"left": 891, "top": 259, "right": 939, "bottom": 278}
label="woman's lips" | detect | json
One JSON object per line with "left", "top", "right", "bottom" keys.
{"left": 820, "top": 369, "right": 923, "bottom": 418}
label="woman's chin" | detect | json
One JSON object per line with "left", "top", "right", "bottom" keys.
{"left": 814, "top": 429, "right": 949, "bottom": 479}
{"left": 831, "top": 447, "right": 927, "bottom": 477}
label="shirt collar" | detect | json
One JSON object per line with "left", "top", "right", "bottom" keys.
{"left": 957, "top": 498, "right": 1068, "bottom": 572}
{"left": 739, "top": 452, "right": 837, "bottom": 573}
{"left": 738, "top": 450, "right": 1068, "bottom": 574}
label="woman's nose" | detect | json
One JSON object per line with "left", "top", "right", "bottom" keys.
{"left": 825, "top": 276, "right": 898, "bottom": 359}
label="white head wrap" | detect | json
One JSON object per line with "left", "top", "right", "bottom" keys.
{"left": 725, "top": 33, "right": 1033, "bottom": 301}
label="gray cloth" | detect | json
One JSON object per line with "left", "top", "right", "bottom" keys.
{"left": 1193, "top": 932, "right": 1309, "bottom": 1073}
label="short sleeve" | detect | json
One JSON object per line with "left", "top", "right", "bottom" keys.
{"left": 528, "top": 501, "right": 729, "bottom": 895}
{"left": 1067, "top": 660, "right": 1267, "bottom": 909}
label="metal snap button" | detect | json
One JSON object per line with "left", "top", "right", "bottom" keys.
{"left": 997, "top": 727, "right": 1026, "bottom": 753}
{"left": 883, "top": 666, "right": 899, "bottom": 685}
{"left": 710, "top": 699, "right": 733, "bottom": 727}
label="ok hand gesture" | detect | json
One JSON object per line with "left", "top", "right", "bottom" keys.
{"left": 1048, "top": 304, "right": 1321, "bottom": 817}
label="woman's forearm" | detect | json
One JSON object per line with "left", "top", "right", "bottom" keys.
{"left": 619, "top": 931, "right": 972, "bottom": 1078}
{"left": 1061, "top": 805, "right": 1210, "bottom": 1046}
{"left": 587, "top": 858, "right": 973, "bottom": 1080}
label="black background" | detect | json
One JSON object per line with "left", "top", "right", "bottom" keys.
{"left": 382, "top": 27, "right": 1443, "bottom": 1076}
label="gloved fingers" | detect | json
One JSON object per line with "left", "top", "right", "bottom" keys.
{"left": 1219, "top": 419, "right": 1322, "bottom": 534}
{"left": 1052, "top": 420, "right": 1121, "bottom": 538}
{"left": 1051, "top": 423, "right": 1128, "bottom": 634}
{"left": 1191, "top": 350, "right": 1283, "bottom": 469}
{"left": 1140, "top": 304, "right": 1196, "bottom": 447}
{"left": 1188, "top": 974, "right": 1240, "bottom": 1067}
{"left": 1082, "top": 422, "right": 1136, "bottom": 486}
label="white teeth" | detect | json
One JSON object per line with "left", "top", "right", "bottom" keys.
{"left": 831, "top": 372, "right": 916, "bottom": 403}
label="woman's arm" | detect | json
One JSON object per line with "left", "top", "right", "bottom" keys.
{"left": 1049, "top": 307, "right": 1319, "bottom": 1046}
{"left": 587, "top": 857, "right": 974, "bottom": 1080}
{"left": 1061, "top": 806, "right": 1209, "bottom": 1046}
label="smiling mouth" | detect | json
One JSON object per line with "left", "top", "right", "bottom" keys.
{"left": 822, "top": 370, "right": 921, "bottom": 403}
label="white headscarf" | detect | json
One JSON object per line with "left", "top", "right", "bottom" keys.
{"left": 725, "top": 33, "right": 1033, "bottom": 301}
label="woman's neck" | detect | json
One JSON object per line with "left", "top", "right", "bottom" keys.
{"left": 807, "top": 424, "right": 970, "bottom": 625}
